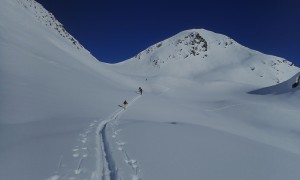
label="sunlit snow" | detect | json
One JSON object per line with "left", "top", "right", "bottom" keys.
{"left": 1, "top": 0, "right": 300, "bottom": 180}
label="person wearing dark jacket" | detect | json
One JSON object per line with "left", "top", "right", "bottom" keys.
{"left": 123, "top": 100, "right": 128, "bottom": 109}
{"left": 139, "top": 87, "right": 143, "bottom": 95}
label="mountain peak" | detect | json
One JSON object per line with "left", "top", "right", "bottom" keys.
{"left": 172, "top": 30, "right": 208, "bottom": 56}
{"left": 133, "top": 29, "right": 237, "bottom": 67}
{"left": 115, "top": 29, "right": 299, "bottom": 86}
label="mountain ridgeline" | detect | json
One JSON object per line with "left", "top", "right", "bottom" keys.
{"left": 135, "top": 31, "right": 209, "bottom": 64}
{"left": 7, "top": 0, "right": 300, "bottom": 88}
{"left": 114, "top": 29, "right": 299, "bottom": 87}
{"left": 16, "top": 0, "right": 86, "bottom": 51}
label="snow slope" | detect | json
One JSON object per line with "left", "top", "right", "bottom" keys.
{"left": 249, "top": 72, "right": 300, "bottom": 94}
{"left": 0, "top": 0, "right": 143, "bottom": 124}
{"left": 0, "top": 0, "right": 138, "bottom": 179}
{"left": 1, "top": 0, "right": 300, "bottom": 180}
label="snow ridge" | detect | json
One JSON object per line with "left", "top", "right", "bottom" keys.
{"left": 16, "top": 0, "right": 86, "bottom": 51}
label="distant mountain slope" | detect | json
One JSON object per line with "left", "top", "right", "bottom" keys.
{"left": 0, "top": 0, "right": 135, "bottom": 124}
{"left": 16, "top": 0, "right": 86, "bottom": 51}
{"left": 249, "top": 72, "right": 300, "bottom": 94}
{"left": 113, "top": 29, "right": 299, "bottom": 86}
{"left": 0, "top": 1, "right": 137, "bottom": 179}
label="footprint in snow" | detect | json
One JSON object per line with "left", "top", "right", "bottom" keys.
{"left": 83, "top": 154, "right": 88, "bottom": 158}
{"left": 116, "top": 142, "right": 126, "bottom": 146}
{"left": 126, "top": 159, "right": 137, "bottom": 165}
{"left": 79, "top": 134, "right": 87, "bottom": 138}
{"left": 85, "top": 130, "right": 91, "bottom": 134}
{"left": 81, "top": 138, "right": 87, "bottom": 143}
{"left": 89, "top": 123, "right": 95, "bottom": 127}
{"left": 73, "top": 153, "right": 79, "bottom": 158}
{"left": 115, "top": 129, "right": 122, "bottom": 133}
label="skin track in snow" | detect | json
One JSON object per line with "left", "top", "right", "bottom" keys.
{"left": 94, "top": 95, "right": 141, "bottom": 180}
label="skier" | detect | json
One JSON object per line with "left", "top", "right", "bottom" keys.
{"left": 139, "top": 87, "right": 143, "bottom": 95}
{"left": 123, "top": 100, "right": 128, "bottom": 109}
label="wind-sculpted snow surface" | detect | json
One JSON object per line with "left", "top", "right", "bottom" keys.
{"left": 116, "top": 120, "right": 300, "bottom": 180}
{"left": 115, "top": 80, "right": 300, "bottom": 180}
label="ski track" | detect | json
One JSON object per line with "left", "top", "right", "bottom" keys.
{"left": 47, "top": 95, "right": 141, "bottom": 180}
{"left": 95, "top": 94, "right": 142, "bottom": 180}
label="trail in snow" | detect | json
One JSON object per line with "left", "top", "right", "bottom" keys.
{"left": 48, "top": 119, "right": 99, "bottom": 180}
{"left": 47, "top": 95, "right": 141, "bottom": 180}
{"left": 110, "top": 118, "right": 141, "bottom": 180}
{"left": 94, "top": 95, "right": 141, "bottom": 180}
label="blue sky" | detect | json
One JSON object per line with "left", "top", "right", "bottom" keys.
{"left": 36, "top": 0, "right": 300, "bottom": 66}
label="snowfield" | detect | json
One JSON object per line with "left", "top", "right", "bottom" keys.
{"left": 1, "top": 0, "right": 300, "bottom": 180}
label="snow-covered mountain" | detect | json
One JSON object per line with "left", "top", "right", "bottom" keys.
{"left": 0, "top": 0, "right": 139, "bottom": 123}
{"left": 0, "top": 0, "right": 138, "bottom": 178}
{"left": 1, "top": 0, "right": 300, "bottom": 180}
{"left": 113, "top": 29, "right": 298, "bottom": 86}
{"left": 16, "top": 0, "right": 85, "bottom": 51}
